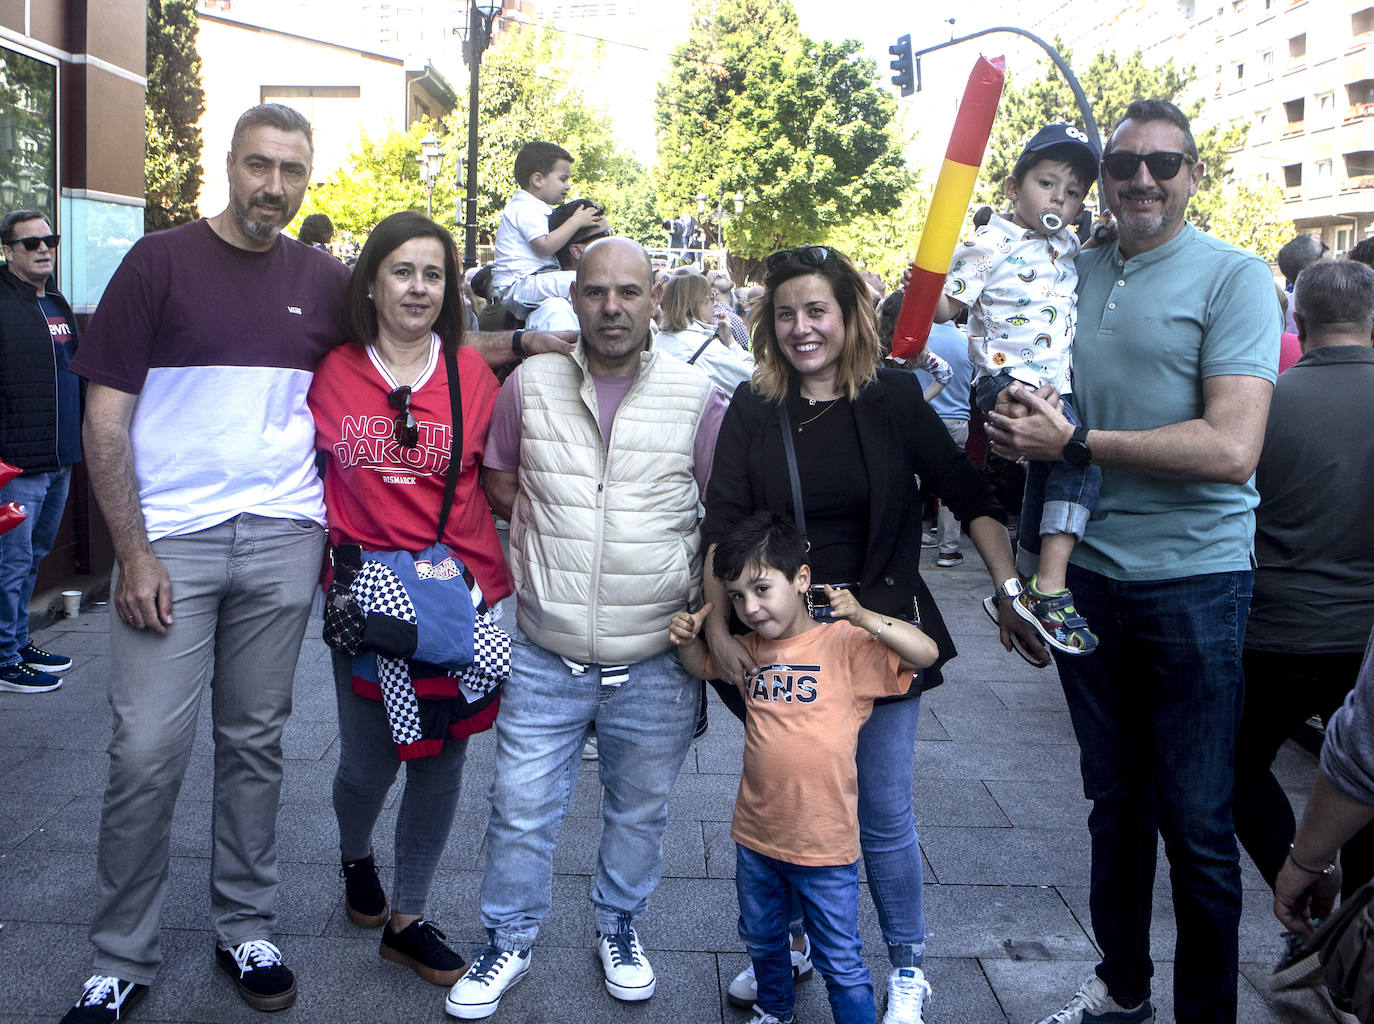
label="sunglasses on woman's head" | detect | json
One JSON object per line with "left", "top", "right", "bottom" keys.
{"left": 765, "top": 245, "right": 833, "bottom": 275}
{"left": 387, "top": 385, "right": 419, "bottom": 448}
{"left": 5, "top": 234, "right": 59, "bottom": 251}
{"left": 1100, "top": 151, "right": 1194, "bottom": 182}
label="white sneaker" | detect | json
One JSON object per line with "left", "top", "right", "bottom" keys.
{"left": 444, "top": 946, "right": 530, "bottom": 1019}
{"left": 726, "top": 935, "right": 814, "bottom": 1008}
{"left": 747, "top": 1006, "right": 795, "bottom": 1024}
{"left": 1033, "top": 974, "right": 1154, "bottom": 1024}
{"left": 883, "top": 966, "right": 932, "bottom": 1023}
{"left": 596, "top": 930, "right": 655, "bottom": 1001}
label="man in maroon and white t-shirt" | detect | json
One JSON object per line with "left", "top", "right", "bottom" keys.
{"left": 61, "top": 104, "right": 345, "bottom": 1024}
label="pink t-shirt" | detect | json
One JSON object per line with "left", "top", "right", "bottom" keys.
{"left": 482, "top": 359, "right": 727, "bottom": 491}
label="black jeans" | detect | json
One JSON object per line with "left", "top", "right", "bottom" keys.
{"left": 1234, "top": 647, "right": 1374, "bottom": 899}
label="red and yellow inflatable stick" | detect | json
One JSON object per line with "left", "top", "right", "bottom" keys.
{"left": 891, "top": 54, "right": 1006, "bottom": 360}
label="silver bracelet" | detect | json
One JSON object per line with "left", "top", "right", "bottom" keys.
{"left": 1288, "top": 844, "right": 1337, "bottom": 876}
{"left": 873, "top": 615, "right": 893, "bottom": 638}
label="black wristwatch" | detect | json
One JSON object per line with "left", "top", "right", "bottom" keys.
{"left": 1062, "top": 425, "right": 1092, "bottom": 468}
{"left": 511, "top": 329, "right": 526, "bottom": 359}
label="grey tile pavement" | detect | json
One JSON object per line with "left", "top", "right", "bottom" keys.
{"left": 0, "top": 549, "right": 1336, "bottom": 1023}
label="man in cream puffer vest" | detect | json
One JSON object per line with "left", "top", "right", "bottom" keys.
{"left": 446, "top": 237, "right": 727, "bottom": 1021}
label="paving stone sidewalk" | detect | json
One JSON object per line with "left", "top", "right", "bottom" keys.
{"left": 0, "top": 548, "right": 1337, "bottom": 1023}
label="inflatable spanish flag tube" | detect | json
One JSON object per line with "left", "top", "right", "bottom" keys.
{"left": 891, "top": 54, "right": 1006, "bottom": 360}
{"left": 0, "top": 461, "right": 22, "bottom": 537}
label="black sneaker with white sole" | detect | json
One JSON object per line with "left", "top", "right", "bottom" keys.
{"left": 0, "top": 661, "right": 62, "bottom": 693}
{"left": 21, "top": 642, "right": 72, "bottom": 672}
{"left": 215, "top": 939, "right": 297, "bottom": 1011}
{"left": 60, "top": 975, "right": 148, "bottom": 1023}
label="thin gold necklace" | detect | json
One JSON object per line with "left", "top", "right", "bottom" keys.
{"left": 797, "top": 398, "right": 839, "bottom": 432}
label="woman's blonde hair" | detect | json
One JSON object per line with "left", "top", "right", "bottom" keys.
{"left": 659, "top": 273, "right": 713, "bottom": 333}
{"left": 748, "top": 246, "right": 880, "bottom": 403}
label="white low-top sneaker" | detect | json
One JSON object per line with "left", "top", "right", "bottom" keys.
{"left": 882, "top": 965, "right": 932, "bottom": 1023}
{"left": 596, "top": 930, "right": 655, "bottom": 1001}
{"left": 444, "top": 946, "right": 530, "bottom": 1020}
{"left": 726, "top": 936, "right": 814, "bottom": 1008}
{"left": 1034, "top": 973, "right": 1154, "bottom": 1024}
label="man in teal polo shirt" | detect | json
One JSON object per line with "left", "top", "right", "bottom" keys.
{"left": 986, "top": 99, "right": 1280, "bottom": 1024}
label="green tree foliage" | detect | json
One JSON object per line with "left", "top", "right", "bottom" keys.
{"left": 299, "top": 27, "right": 656, "bottom": 250}
{"left": 447, "top": 27, "right": 657, "bottom": 246}
{"left": 1208, "top": 177, "right": 1293, "bottom": 262}
{"left": 976, "top": 45, "right": 1245, "bottom": 233}
{"left": 822, "top": 179, "right": 930, "bottom": 285}
{"left": 656, "top": 0, "right": 910, "bottom": 261}
{"left": 295, "top": 121, "right": 446, "bottom": 246}
{"left": 145, "top": 0, "right": 204, "bottom": 232}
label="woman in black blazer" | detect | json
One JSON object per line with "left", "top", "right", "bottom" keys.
{"left": 700, "top": 245, "right": 1042, "bottom": 1022}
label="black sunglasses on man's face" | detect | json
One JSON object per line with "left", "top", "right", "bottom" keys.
{"left": 5, "top": 234, "right": 59, "bottom": 251}
{"left": 1100, "top": 151, "right": 1194, "bottom": 182}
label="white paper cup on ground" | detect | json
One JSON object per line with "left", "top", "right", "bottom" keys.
{"left": 61, "top": 590, "right": 82, "bottom": 618}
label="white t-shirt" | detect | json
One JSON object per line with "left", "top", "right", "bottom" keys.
{"left": 492, "top": 189, "right": 557, "bottom": 291}
{"left": 525, "top": 296, "right": 580, "bottom": 332}
{"left": 944, "top": 215, "right": 1080, "bottom": 394}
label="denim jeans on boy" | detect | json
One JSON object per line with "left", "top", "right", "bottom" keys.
{"left": 479, "top": 627, "right": 700, "bottom": 949}
{"left": 973, "top": 373, "right": 1101, "bottom": 577}
{"left": 736, "top": 844, "right": 874, "bottom": 1024}
{"left": 1055, "top": 565, "right": 1251, "bottom": 1024}
{"left": 0, "top": 466, "right": 72, "bottom": 665}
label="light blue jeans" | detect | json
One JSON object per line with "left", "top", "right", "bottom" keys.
{"left": 479, "top": 627, "right": 700, "bottom": 948}
{"left": 856, "top": 694, "right": 926, "bottom": 968}
{"left": 0, "top": 466, "right": 72, "bottom": 665}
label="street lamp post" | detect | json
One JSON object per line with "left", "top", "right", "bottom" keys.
{"left": 694, "top": 191, "right": 746, "bottom": 269}
{"left": 458, "top": 0, "right": 503, "bottom": 268}
{"left": 417, "top": 133, "right": 445, "bottom": 219}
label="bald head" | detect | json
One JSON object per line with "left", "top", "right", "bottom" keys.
{"left": 577, "top": 236, "right": 653, "bottom": 288}
{"left": 572, "top": 238, "right": 662, "bottom": 375}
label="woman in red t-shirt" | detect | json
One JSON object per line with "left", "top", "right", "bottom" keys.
{"left": 307, "top": 211, "right": 512, "bottom": 989}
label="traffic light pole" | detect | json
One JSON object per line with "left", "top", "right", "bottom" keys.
{"left": 900, "top": 26, "right": 1100, "bottom": 156}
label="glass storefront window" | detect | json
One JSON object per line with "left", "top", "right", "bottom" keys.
{"left": 0, "top": 45, "right": 57, "bottom": 224}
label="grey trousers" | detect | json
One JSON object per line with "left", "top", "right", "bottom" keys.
{"left": 331, "top": 650, "right": 468, "bottom": 916}
{"left": 89, "top": 514, "right": 325, "bottom": 984}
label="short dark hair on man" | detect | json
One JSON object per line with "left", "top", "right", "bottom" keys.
{"left": 298, "top": 213, "right": 333, "bottom": 246}
{"left": 711, "top": 512, "right": 809, "bottom": 584}
{"left": 1011, "top": 142, "right": 1097, "bottom": 192}
{"left": 0, "top": 209, "right": 46, "bottom": 244}
{"left": 877, "top": 289, "right": 904, "bottom": 358}
{"left": 1277, "top": 233, "right": 1325, "bottom": 285}
{"left": 1349, "top": 237, "right": 1374, "bottom": 267}
{"left": 1109, "top": 99, "right": 1197, "bottom": 161}
{"left": 1293, "top": 260, "right": 1374, "bottom": 338}
{"left": 514, "top": 142, "right": 574, "bottom": 187}
{"left": 230, "top": 103, "right": 313, "bottom": 155}
{"left": 343, "top": 211, "right": 464, "bottom": 351}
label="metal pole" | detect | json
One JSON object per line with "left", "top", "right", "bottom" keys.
{"left": 910, "top": 26, "right": 1103, "bottom": 200}
{"left": 463, "top": 2, "right": 483, "bottom": 270}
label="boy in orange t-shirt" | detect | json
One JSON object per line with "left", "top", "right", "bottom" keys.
{"left": 671, "top": 513, "right": 937, "bottom": 1024}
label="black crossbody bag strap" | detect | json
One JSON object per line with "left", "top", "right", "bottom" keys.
{"left": 436, "top": 340, "right": 464, "bottom": 545}
{"left": 776, "top": 401, "right": 807, "bottom": 543}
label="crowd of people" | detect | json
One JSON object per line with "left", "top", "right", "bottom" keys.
{"left": 2, "top": 91, "right": 1372, "bottom": 1024}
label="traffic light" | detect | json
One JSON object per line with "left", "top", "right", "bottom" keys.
{"left": 889, "top": 34, "right": 914, "bottom": 97}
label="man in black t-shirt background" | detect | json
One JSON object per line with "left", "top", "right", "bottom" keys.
{"left": 0, "top": 208, "right": 81, "bottom": 695}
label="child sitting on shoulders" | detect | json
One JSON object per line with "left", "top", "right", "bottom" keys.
{"left": 490, "top": 141, "right": 606, "bottom": 318}
{"left": 936, "top": 122, "right": 1104, "bottom": 657}
{"left": 670, "top": 513, "right": 937, "bottom": 1024}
